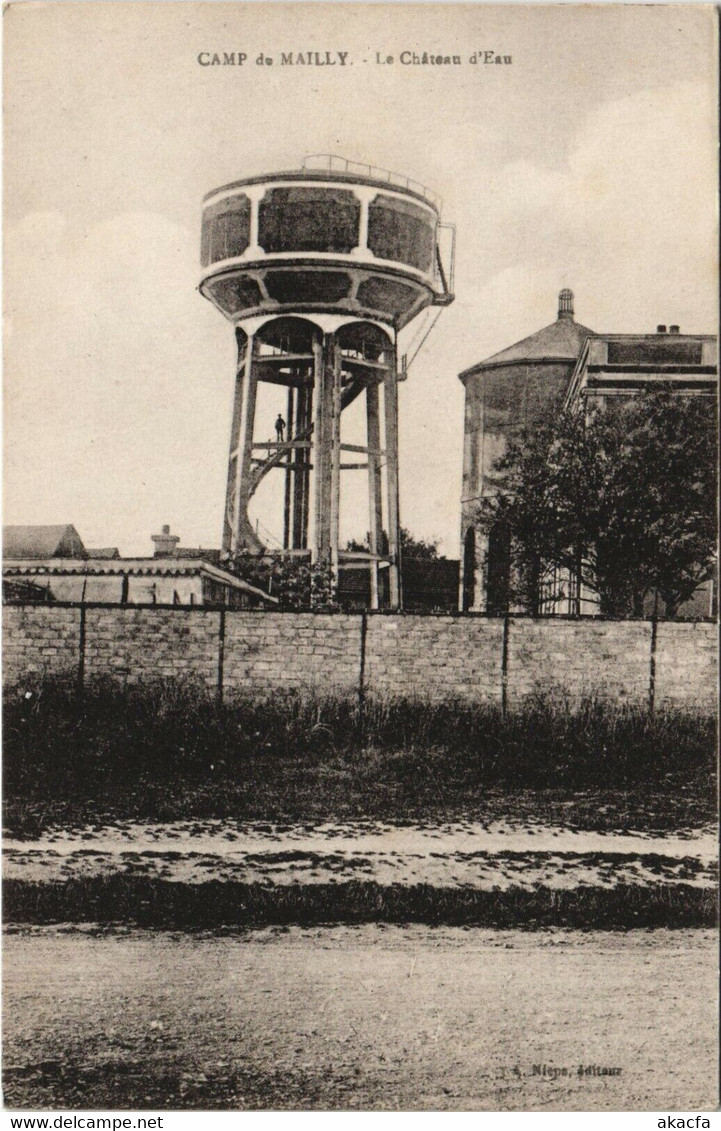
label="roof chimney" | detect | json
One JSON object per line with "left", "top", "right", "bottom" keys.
{"left": 669, "top": 325, "right": 680, "bottom": 334}
{"left": 558, "top": 288, "right": 574, "bottom": 320}
{"left": 151, "top": 524, "right": 180, "bottom": 558}
{"left": 656, "top": 324, "right": 667, "bottom": 334}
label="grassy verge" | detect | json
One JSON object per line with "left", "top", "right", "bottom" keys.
{"left": 3, "top": 676, "right": 715, "bottom": 835}
{"left": 4, "top": 875, "right": 716, "bottom": 930}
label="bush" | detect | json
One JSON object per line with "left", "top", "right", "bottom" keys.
{"left": 3, "top": 676, "right": 715, "bottom": 808}
{"left": 227, "top": 557, "right": 340, "bottom": 611}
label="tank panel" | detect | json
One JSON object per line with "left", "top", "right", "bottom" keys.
{"left": 367, "top": 193, "right": 435, "bottom": 273}
{"left": 264, "top": 269, "right": 352, "bottom": 305}
{"left": 204, "top": 276, "right": 264, "bottom": 316}
{"left": 201, "top": 195, "right": 251, "bottom": 267}
{"left": 258, "top": 187, "right": 360, "bottom": 254}
{"left": 356, "top": 276, "right": 418, "bottom": 318}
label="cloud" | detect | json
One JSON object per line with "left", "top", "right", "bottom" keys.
{"left": 432, "top": 80, "right": 717, "bottom": 389}
{"left": 4, "top": 210, "right": 233, "bottom": 553}
{"left": 402, "top": 81, "right": 717, "bottom": 552}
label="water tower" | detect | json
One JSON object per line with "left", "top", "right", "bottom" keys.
{"left": 199, "top": 155, "right": 455, "bottom": 608}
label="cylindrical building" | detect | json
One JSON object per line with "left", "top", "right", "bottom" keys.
{"left": 458, "top": 290, "right": 594, "bottom": 612}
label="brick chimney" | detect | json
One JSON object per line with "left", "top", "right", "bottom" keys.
{"left": 558, "top": 288, "right": 574, "bottom": 320}
{"left": 151, "top": 524, "right": 180, "bottom": 558}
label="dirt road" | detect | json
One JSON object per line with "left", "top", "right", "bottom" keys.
{"left": 3, "top": 925, "right": 716, "bottom": 1111}
{"left": 4, "top": 818, "right": 716, "bottom": 889}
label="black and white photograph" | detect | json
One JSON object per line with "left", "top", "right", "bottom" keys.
{"left": 2, "top": 1, "right": 718, "bottom": 1116}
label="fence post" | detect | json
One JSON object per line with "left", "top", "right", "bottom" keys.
{"left": 217, "top": 607, "right": 226, "bottom": 705}
{"left": 77, "top": 603, "right": 86, "bottom": 694}
{"left": 501, "top": 613, "right": 510, "bottom": 716}
{"left": 648, "top": 614, "right": 658, "bottom": 716}
{"left": 358, "top": 611, "right": 368, "bottom": 736}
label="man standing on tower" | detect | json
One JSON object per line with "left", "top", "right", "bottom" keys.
{"left": 275, "top": 414, "right": 286, "bottom": 443}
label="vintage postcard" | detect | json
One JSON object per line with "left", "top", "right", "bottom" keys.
{"left": 2, "top": 1, "right": 718, "bottom": 1116}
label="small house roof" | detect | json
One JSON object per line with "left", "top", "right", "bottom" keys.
{"left": 472, "top": 317, "right": 594, "bottom": 368}
{"left": 177, "top": 547, "right": 222, "bottom": 565}
{"left": 2, "top": 557, "right": 277, "bottom": 604}
{"left": 459, "top": 291, "right": 594, "bottom": 381}
{"left": 3, "top": 524, "right": 85, "bottom": 559}
{"left": 85, "top": 547, "right": 121, "bottom": 560}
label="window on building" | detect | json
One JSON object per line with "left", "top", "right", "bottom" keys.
{"left": 462, "top": 527, "right": 476, "bottom": 611}
{"left": 486, "top": 522, "right": 511, "bottom": 615}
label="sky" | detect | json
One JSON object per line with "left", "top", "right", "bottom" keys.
{"left": 3, "top": 2, "right": 718, "bottom": 557}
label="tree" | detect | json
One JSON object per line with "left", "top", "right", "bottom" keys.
{"left": 399, "top": 528, "right": 445, "bottom": 561}
{"left": 478, "top": 388, "right": 717, "bottom": 617}
{"left": 346, "top": 527, "right": 445, "bottom": 561}
{"left": 226, "top": 555, "right": 340, "bottom": 611}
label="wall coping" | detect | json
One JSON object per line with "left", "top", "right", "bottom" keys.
{"left": 1, "top": 599, "right": 717, "bottom": 625}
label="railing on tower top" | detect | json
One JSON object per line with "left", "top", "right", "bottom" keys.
{"left": 301, "top": 154, "right": 442, "bottom": 209}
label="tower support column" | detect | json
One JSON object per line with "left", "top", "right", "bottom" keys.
{"left": 366, "top": 379, "right": 383, "bottom": 610}
{"left": 384, "top": 352, "right": 402, "bottom": 609}
{"left": 329, "top": 339, "right": 342, "bottom": 583}
{"left": 312, "top": 334, "right": 335, "bottom": 565}
{"left": 292, "top": 381, "right": 312, "bottom": 550}
{"left": 282, "top": 385, "right": 295, "bottom": 550}
{"left": 223, "top": 330, "right": 259, "bottom": 558}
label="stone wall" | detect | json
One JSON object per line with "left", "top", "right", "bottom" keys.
{"left": 223, "top": 612, "right": 362, "bottom": 697}
{"left": 2, "top": 604, "right": 716, "bottom": 712}
{"left": 3, "top": 605, "right": 82, "bottom": 686}
{"left": 83, "top": 607, "right": 221, "bottom": 689}
{"left": 654, "top": 621, "right": 718, "bottom": 713}
{"left": 365, "top": 615, "right": 504, "bottom": 703}
{"left": 505, "top": 619, "right": 653, "bottom": 706}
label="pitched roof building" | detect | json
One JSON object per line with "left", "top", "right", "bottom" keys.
{"left": 3, "top": 557, "right": 275, "bottom": 607}
{"left": 3, "top": 524, "right": 86, "bottom": 560}
{"left": 565, "top": 328, "right": 717, "bottom": 409}
{"left": 3, "top": 524, "right": 275, "bottom": 608}
{"left": 85, "top": 547, "right": 121, "bottom": 560}
{"left": 458, "top": 294, "right": 717, "bottom": 618}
